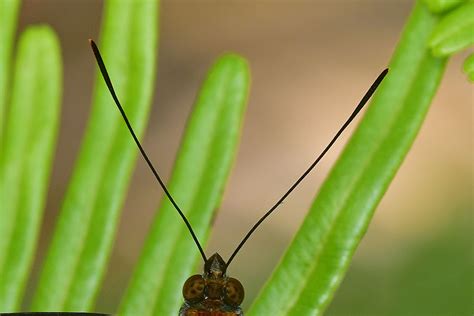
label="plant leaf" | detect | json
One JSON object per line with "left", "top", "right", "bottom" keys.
{"left": 0, "top": 0, "right": 20, "bottom": 143}
{"left": 422, "top": 0, "right": 466, "bottom": 13}
{"left": 0, "top": 0, "right": 21, "bottom": 271}
{"left": 429, "top": 1, "right": 474, "bottom": 57}
{"left": 0, "top": 25, "right": 62, "bottom": 312}
{"left": 31, "top": 0, "right": 158, "bottom": 311}
{"left": 248, "top": 2, "right": 446, "bottom": 315}
{"left": 118, "top": 54, "right": 250, "bottom": 316}
{"left": 463, "top": 53, "right": 474, "bottom": 81}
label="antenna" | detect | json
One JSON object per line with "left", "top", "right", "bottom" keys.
{"left": 89, "top": 39, "right": 207, "bottom": 263}
{"left": 226, "top": 68, "right": 389, "bottom": 267}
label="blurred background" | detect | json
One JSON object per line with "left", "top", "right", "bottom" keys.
{"left": 17, "top": 0, "right": 472, "bottom": 315}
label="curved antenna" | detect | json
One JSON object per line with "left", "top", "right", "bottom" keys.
{"left": 89, "top": 39, "right": 207, "bottom": 263}
{"left": 226, "top": 68, "right": 389, "bottom": 267}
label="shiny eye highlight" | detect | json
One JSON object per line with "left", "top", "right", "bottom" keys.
{"left": 224, "top": 277, "right": 244, "bottom": 307}
{"left": 182, "top": 274, "right": 205, "bottom": 303}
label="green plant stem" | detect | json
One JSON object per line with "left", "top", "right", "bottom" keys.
{"left": 0, "top": 0, "right": 20, "bottom": 150}
{"left": 0, "top": 0, "right": 21, "bottom": 272}
{"left": 248, "top": 2, "right": 447, "bottom": 315}
{"left": 463, "top": 53, "right": 474, "bottom": 81}
{"left": 118, "top": 54, "right": 250, "bottom": 316}
{"left": 429, "top": 1, "right": 474, "bottom": 57}
{"left": 422, "top": 0, "right": 466, "bottom": 13}
{"left": 31, "top": 0, "right": 158, "bottom": 311}
{"left": 0, "top": 26, "right": 62, "bottom": 312}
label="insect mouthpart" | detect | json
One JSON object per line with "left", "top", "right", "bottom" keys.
{"left": 205, "top": 253, "right": 227, "bottom": 278}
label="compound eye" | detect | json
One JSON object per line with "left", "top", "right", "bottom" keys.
{"left": 182, "top": 274, "right": 205, "bottom": 303}
{"left": 224, "top": 277, "right": 244, "bottom": 307}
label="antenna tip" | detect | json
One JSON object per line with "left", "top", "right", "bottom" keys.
{"left": 376, "top": 68, "right": 389, "bottom": 82}
{"left": 381, "top": 68, "right": 389, "bottom": 78}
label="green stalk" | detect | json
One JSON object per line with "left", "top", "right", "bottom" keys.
{"left": 248, "top": 2, "right": 446, "bottom": 315}
{"left": 429, "top": 1, "right": 474, "bottom": 57}
{"left": 463, "top": 53, "right": 474, "bottom": 81}
{"left": 31, "top": 0, "right": 158, "bottom": 311}
{"left": 0, "top": 26, "right": 62, "bottom": 312}
{"left": 0, "top": 0, "right": 20, "bottom": 140}
{"left": 119, "top": 54, "right": 250, "bottom": 316}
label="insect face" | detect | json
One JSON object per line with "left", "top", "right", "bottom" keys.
{"left": 180, "top": 253, "right": 244, "bottom": 316}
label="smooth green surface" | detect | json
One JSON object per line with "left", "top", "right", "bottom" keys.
{"left": 463, "top": 53, "right": 474, "bottom": 81}
{"left": 0, "top": 0, "right": 21, "bottom": 273}
{"left": 0, "top": 26, "right": 62, "bottom": 312}
{"left": 248, "top": 2, "right": 446, "bottom": 315}
{"left": 31, "top": 0, "right": 158, "bottom": 311}
{"left": 0, "top": 0, "right": 20, "bottom": 144}
{"left": 422, "top": 0, "right": 466, "bottom": 13}
{"left": 326, "top": 207, "right": 472, "bottom": 315}
{"left": 429, "top": 1, "right": 474, "bottom": 57}
{"left": 119, "top": 54, "right": 250, "bottom": 316}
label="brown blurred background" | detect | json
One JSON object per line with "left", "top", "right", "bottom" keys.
{"left": 17, "top": 0, "right": 472, "bottom": 314}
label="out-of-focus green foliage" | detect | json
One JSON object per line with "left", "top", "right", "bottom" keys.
{"left": 463, "top": 53, "right": 474, "bottom": 81}
{"left": 0, "top": 26, "right": 62, "bottom": 312}
{"left": 0, "top": 0, "right": 470, "bottom": 314}
{"left": 119, "top": 54, "right": 249, "bottom": 316}
{"left": 429, "top": 1, "right": 474, "bottom": 56}
{"left": 248, "top": 2, "right": 447, "bottom": 315}
{"left": 422, "top": 0, "right": 466, "bottom": 13}
{"left": 0, "top": 0, "right": 20, "bottom": 140}
{"left": 31, "top": 0, "right": 158, "bottom": 311}
{"left": 427, "top": 0, "right": 474, "bottom": 81}
{"left": 326, "top": 208, "right": 472, "bottom": 316}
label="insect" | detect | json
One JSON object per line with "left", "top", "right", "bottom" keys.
{"left": 89, "top": 39, "right": 388, "bottom": 316}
